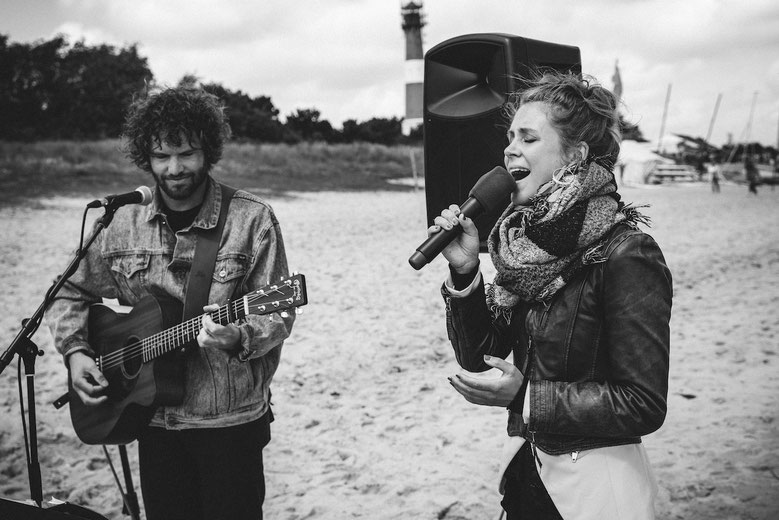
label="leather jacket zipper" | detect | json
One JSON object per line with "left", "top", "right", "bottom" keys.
{"left": 444, "top": 295, "right": 458, "bottom": 344}
{"left": 525, "top": 302, "right": 550, "bottom": 468}
{"left": 526, "top": 335, "right": 543, "bottom": 468}
{"left": 531, "top": 432, "right": 542, "bottom": 469}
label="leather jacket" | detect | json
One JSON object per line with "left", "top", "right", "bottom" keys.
{"left": 443, "top": 224, "right": 672, "bottom": 455}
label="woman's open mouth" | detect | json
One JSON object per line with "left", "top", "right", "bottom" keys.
{"left": 509, "top": 167, "right": 530, "bottom": 181}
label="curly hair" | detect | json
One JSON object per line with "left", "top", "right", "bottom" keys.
{"left": 505, "top": 70, "right": 621, "bottom": 169}
{"left": 122, "top": 86, "right": 232, "bottom": 173}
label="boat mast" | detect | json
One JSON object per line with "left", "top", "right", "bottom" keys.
{"left": 657, "top": 83, "right": 672, "bottom": 153}
{"left": 705, "top": 93, "right": 722, "bottom": 145}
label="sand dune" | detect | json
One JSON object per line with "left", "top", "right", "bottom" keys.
{"left": 1, "top": 181, "right": 777, "bottom": 519}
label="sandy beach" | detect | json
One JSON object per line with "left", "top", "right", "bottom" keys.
{"left": 1, "top": 180, "right": 778, "bottom": 519}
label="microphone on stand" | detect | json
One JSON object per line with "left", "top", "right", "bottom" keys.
{"left": 408, "top": 167, "right": 515, "bottom": 270}
{"left": 87, "top": 186, "right": 153, "bottom": 209}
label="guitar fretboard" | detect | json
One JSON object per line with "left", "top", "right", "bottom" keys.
{"left": 96, "top": 275, "right": 304, "bottom": 372}
{"left": 140, "top": 300, "right": 246, "bottom": 362}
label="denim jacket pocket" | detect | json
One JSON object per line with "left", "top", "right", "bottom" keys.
{"left": 212, "top": 255, "right": 247, "bottom": 283}
{"left": 211, "top": 254, "right": 248, "bottom": 302}
{"left": 107, "top": 252, "right": 151, "bottom": 300}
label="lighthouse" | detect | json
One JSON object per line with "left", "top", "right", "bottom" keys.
{"left": 401, "top": 2, "right": 424, "bottom": 135}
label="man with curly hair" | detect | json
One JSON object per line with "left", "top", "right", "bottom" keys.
{"left": 48, "top": 86, "right": 295, "bottom": 520}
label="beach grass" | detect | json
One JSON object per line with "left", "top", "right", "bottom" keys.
{"left": 0, "top": 140, "right": 423, "bottom": 204}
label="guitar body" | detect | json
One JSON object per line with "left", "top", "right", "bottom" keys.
{"left": 69, "top": 295, "right": 186, "bottom": 445}
{"left": 63, "top": 273, "right": 307, "bottom": 446}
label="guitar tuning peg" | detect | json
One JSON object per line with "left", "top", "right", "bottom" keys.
{"left": 280, "top": 311, "right": 290, "bottom": 318}
{"left": 295, "top": 308, "right": 304, "bottom": 315}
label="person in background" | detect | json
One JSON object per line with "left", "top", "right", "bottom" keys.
{"left": 48, "top": 86, "right": 295, "bottom": 520}
{"left": 744, "top": 155, "right": 759, "bottom": 195}
{"left": 430, "top": 71, "right": 672, "bottom": 519}
{"left": 707, "top": 156, "right": 721, "bottom": 193}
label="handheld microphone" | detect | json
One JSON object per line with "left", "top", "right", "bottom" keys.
{"left": 409, "top": 167, "right": 516, "bottom": 270}
{"left": 87, "top": 186, "right": 154, "bottom": 209}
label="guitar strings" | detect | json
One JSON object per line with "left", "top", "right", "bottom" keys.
{"left": 98, "top": 288, "right": 288, "bottom": 370}
{"left": 98, "top": 286, "right": 291, "bottom": 369}
{"left": 97, "top": 286, "right": 293, "bottom": 370}
{"left": 98, "top": 301, "right": 238, "bottom": 370}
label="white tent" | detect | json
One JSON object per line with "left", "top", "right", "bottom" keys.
{"left": 653, "top": 134, "right": 687, "bottom": 155}
{"left": 616, "top": 139, "right": 674, "bottom": 185}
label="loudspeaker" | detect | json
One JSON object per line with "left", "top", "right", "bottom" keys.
{"left": 423, "top": 33, "right": 581, "bottom": 245}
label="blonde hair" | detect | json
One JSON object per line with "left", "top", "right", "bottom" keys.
{"left": 506, "top": 71, "right": 621, "bottom": 168}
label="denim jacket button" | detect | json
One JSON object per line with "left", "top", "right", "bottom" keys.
{"left": 219, "top": 269, "right": 227, "bottom": 279}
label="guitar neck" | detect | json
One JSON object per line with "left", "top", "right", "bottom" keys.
{"left": 140, "top": 273, "right": 306, "bottom": 362}
{"left": 142, "top": 300, "right": 246, "bottom": 362}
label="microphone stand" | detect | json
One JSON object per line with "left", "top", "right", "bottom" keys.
{"left": 0, "top": 203, "right": 121, "bottom": 510}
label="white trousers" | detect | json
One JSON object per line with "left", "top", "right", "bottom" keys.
{"left": 499, "top": 438, "right": 658, "bottom": 520}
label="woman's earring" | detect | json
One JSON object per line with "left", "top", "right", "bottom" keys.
{"left": 552, "top": 160, "right": 578, "bottom": 186}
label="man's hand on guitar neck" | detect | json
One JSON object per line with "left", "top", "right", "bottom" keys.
{"left": 198, "top": 304, "right": 242, "bottom": 353}
{"left": 68, "top": 351, "right": 109, "bottom": 406}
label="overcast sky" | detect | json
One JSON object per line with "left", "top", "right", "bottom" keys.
{"left": 2, "top": 0, "right": 778, "bottom": 147}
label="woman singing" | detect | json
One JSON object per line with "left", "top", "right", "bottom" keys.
{"left": 432, "top": 71, "right": 672, "bottom": 520}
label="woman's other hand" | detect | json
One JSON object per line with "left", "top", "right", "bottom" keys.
{"left": 448, "top": 355, "right": 524, "bottom": 407}
{"left": 428, "top": 204, "right": 481, "bottom": 273}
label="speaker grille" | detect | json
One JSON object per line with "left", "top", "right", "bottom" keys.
{"left": 425, "top": 42, "right": 509, "bottom": 119}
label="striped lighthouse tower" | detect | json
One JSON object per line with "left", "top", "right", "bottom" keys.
{"left": 401, "top": 2, "right": 425, "bottom": 135}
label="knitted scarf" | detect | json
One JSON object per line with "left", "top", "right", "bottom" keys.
{"left": 487, "top": 161, "right": 645, "bottom": 319}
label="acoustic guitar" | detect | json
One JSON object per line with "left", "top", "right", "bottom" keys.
{"left": 68, "top": 274, "right": 307, "bottom": 445}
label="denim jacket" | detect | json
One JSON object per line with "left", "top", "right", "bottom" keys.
{"left": 443, "top": 224, "right": 672, "bottom": 455}
{"left": 48, "top": 178, "right": 294, "bottom": 429}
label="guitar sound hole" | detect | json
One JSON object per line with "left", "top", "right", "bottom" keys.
{"left": 120, "top": 336, "right": 143, "bottom": 379}
{"left": 104, "top": 335, "right": 143, "bottom": 401}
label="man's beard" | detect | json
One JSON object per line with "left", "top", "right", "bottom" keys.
{"left": 153, "top": 168, "right": 208, "bottom": 201}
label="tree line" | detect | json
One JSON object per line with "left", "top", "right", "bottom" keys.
{"left": 0, "top": 34, "right": 422, "bottom": 145}
{"left": 3, "top": 34, "right": 652, "bottom": 147}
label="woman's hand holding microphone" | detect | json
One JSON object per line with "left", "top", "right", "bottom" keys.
{"left": 428, "top": 204, "right": 481, "bottom": 274}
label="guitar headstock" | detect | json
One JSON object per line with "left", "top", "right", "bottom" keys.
{"left": 244, "top": 273, "right": 307, "bottom": 317}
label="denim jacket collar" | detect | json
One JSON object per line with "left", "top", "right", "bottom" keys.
{"left": 144, "top": 176, "right": 223, "bottom": 231}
